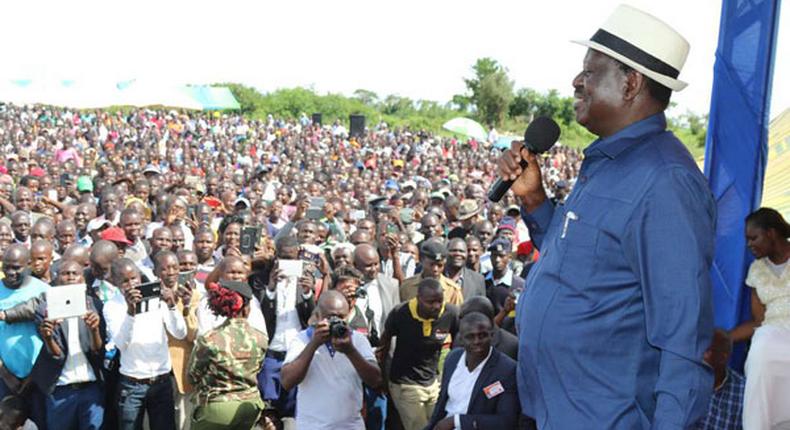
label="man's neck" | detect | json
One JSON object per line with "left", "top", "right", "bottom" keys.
{"left": 493, "top": 269, "right": 507, "bottom": 280}
{"left": 445, "top": 265, "right": 463, "bottom": 279}
{"left": 421, "top": 273, "right": 441, "bottom": 281}
{"left": 465, "top": 347, "right": 489, "bottom": 371}
{"left": 467, "top": 261, "right": 480, "bottom": 272}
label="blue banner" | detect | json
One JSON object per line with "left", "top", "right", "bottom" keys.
{"left": 703, "top": 0, "right": 781, "bottom": 369}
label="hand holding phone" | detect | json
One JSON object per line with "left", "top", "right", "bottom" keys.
{"left": 240, "top": 226, "right": 262, "bottom": 256}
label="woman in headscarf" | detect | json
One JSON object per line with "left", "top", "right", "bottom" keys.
{"left": 188, "top": 279, "right": 268, "bottom": 430}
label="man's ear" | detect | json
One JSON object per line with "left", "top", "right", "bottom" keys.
{"left": 623, "top": 69, "right": 648, "bottom": 102}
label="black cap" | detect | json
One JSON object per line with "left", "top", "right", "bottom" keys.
{"left": 220, "top": 279, "right": 253, "bottom": 300}
{"left": 420, "top": 239, "right": 447, "bottom": 262}
{"left": 487, "top": 237, "right": 512, "bottom": 254}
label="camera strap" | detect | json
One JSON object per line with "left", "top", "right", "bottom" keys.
{"left": 305, "top": 326, "right": 336, "bottom": 358}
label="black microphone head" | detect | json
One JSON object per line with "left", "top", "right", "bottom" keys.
{"left": 524, "top": 116, "right": 560, "bottom": 153}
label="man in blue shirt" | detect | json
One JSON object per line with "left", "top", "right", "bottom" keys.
{"left": 499, "top": 5, "right": 716, "bottom": 429}
{"left": 0, "top": 244, "right": 50, "bottom": 423}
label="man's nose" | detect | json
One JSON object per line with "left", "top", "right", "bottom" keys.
{"left": 572, "top": 72, "right": 584, "bottom": 88}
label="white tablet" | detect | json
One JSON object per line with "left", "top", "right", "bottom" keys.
{"left": 279, "top": 259, "right": 304, "bottom": 278}
{"left": 46, "top": 284, "right": 88, "bottom": 320}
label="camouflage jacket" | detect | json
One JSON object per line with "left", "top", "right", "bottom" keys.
{"left": 188, "top": 317, "right": 268, "bottom": 405}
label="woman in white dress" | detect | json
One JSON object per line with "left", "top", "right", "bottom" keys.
{"left": 731, "top": 208, "right": 790, "bottom": 429}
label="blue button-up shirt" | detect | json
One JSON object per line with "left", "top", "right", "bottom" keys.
{"left": 517, "top": 113, "right": 715, "bottom": 429}
{"left": 0, "top": 277, "right": 49, "bottom": 378}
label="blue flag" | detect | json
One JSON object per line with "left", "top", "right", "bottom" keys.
{"left": 703, "top": 0, "right": 782, "bottom": 368}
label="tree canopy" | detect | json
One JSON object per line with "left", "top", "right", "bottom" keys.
{"left": 221, "top": 57, "right": 706, "bottom": 156}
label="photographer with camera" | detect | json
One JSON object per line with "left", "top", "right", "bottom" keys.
{"left": 281, "top": 290, "right": 382, "bottom": 430}
{"left": 331, "top": 264, "right": 391, "bottom": 430}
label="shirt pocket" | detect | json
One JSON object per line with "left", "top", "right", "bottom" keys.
{"left": 557, "top": 216, "right": 600, "bottom": 289}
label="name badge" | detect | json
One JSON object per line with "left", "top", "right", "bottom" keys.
{"left": 483, "top": 381, "right": 504, "bottom": 399}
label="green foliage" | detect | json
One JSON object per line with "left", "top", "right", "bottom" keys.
{"left": 353, "top": 89, "right": 379, "bottom": 107}
{"left": 457, "top": 58, "right": 514, "bottom": 127}
{"left": 510, "top": 88, "right": 575, "bottom": 126}
{"left": 220, "top": 83, "right": 264, "bottom": 116}
{"left": 222, "top": 57, "right": 706, "bottom": 158}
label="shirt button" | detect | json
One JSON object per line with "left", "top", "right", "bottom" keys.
{"left": 580, "top": 175, "right": 588, "bottom": 183}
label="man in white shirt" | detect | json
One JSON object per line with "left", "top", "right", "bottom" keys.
{"left": 426, "top": 312, "right": 520, "bottom": 430}
{"left": 103, "top": 257, "right": 186, "bottom": 430}
{"left": 33, "top": 262, "right": 106, "bottom": 430}
{"left": 259, "top": 236, "right": 316, "bottom": 421}
{"left": 281, "top": 290, "right": 382, "bottom": 430}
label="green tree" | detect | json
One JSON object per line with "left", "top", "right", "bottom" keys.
{"left": 461, "top": 58, "right": 514, "bottom": 127}
{"left": 463, "top": 58, "right": 501, "bottom": 99}
{"left": 352, "top": 89, "right": 379, "bottom": 106}
{"left": 477, "top": 72, "right": 514, "bottom": 126}
{"left": 509, "top": 88, "right": 540, "bottom": 119}
{"left": 451, "top": 94, "right": 472, "bottom": 112}
{"left": 535, "top": 89, "right": 575, "bottom": 125}
{"left": 224, "top": 83, "right": 264, "bottom": 115}
{"left": 381, "top": 95, "right": 415, "bottom": 116}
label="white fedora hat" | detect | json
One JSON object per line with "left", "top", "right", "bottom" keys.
{"left": 573, "top": 4, "right": 690, "bottom": 91}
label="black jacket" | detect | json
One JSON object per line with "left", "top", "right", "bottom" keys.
{"left": 485, "top": 271, "right": 526, "bottom": 314}
{"left": 458, "top": 268, "right": 486, "bottom": 302}
{"left": 425, "top": 348, "right": 520, "bottom": 430}
{"left": 4, "top": 291, "right": 105, "bottom": 395}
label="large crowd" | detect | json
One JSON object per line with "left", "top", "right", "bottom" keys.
{"left": 0, "top": 103, "right": 581, "bottom": 430}
{"left": 0, "top": 98, "right": 787, "bottom": 430}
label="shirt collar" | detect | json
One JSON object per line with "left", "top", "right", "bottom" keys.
{"left": 460, "top": 346, "right": 493, "bottom": 372}
{"left": 583, "top": 112, "right": 667, "bottom": 160}
{"left": 486, "top": 268, "right": 513, "bottom": 286}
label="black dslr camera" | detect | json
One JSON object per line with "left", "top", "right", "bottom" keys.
{"left": 327, "top": 316, "right": 350, "bottom": 338}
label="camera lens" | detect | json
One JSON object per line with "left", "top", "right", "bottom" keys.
{"left": 329, "top": 316, "right": 349, "bottom": 338}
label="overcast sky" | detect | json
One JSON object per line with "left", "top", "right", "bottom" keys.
{"left": 1, "top": 0, "right": 787, "bottom": 118}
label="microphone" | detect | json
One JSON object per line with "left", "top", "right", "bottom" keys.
{"left": 487, "top": 116, "right": 560, "bottom": 202}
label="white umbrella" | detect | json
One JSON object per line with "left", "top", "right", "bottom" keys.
{"left": 442, "top": 117, "right": 487, "bottom": 141}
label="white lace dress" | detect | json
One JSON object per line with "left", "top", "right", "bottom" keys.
{"left": 743, "top": 257, "right": 790, "bottom": 430}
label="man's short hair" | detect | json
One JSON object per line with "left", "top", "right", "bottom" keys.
{"left": 275, "top": 235, "right": 299, "bottom": 255}
{"left": 331, "top": 266, "right": 363, "bottom": 288}
{"left": 617, "top": 61, "right": 672, "bottom": 108}
{"left": 110, "top": 257, "right": 139, "bottom": 283}
{"left": 460, "top": 296, "right": 495, "bottom": 320}
{"left": 417, "top": 278, "right": 443, "bottom": 296}
{"left": 153, "top": 250, "right": 177, "bottom": 270}
{"left": 460, "top": 311, "right": 493, "bottom": 332}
